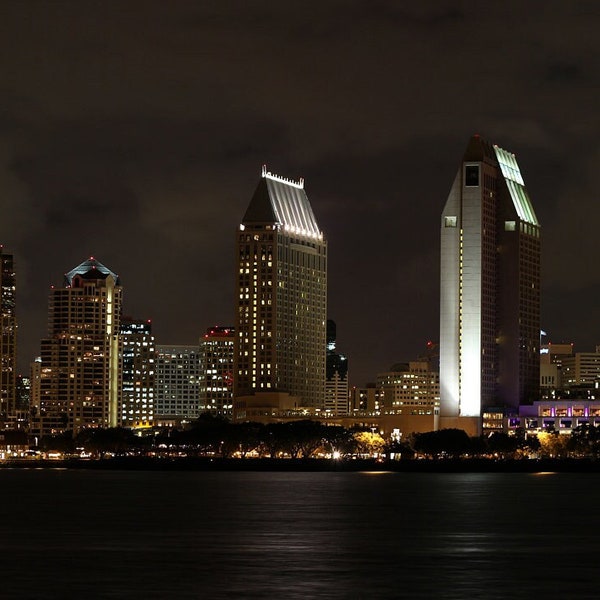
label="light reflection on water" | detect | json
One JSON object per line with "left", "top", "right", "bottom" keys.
{"left": 1, "top": 470, "right": 600, "bottom": 598}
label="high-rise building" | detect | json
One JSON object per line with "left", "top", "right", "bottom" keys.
{"left": 325, "top": 320, "right": 348, "bottom": 415}
{"left": 234, "top": 167, "right": 327, "bottom": 409}
{"left": 562, "top": 348, "right": 600, "bottom": 394}
{"left": 155, "top": 344, "right": 201, "bottom": 425}
{"left": 39, "top": 258, "right": 122, "bottom": 434}
{"left": 120, "top": 317, "right": 155, "bottom": 428}
{"left": 200, "top": 326, "right": 234, "bottom": 416}
{"left": 377, "top": 361, "right": 440, "bottom": 417}
{"left": 0, "top": 247, "right": 17, "bottom": 427}
{"left": 440, "top": 136, "right": 541, "bottom": 431}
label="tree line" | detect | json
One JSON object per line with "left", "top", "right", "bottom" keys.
{"left": 36, "top": 415, "right": 600, "bottom": 460}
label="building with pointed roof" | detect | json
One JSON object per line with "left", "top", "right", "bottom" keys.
{"left": 440, "top": 136, "right": 541, "bottom": 433}
{"left": 234, "top": 168, "right": 327, "bottom": 412}
{"left": 38, "top": 257, "right": 122, "bottom": 434}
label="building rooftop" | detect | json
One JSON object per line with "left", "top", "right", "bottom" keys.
{"left": 242, "top": 166, "right": 323, "bottom": 240}
{"left": 463, "top": 135, "right": 539, "bottom": 227}
{"left": 64, "top": 257, "right": 120, "bottom": 286}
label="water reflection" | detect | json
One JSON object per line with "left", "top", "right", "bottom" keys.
{"left": 1, "top": 470, "right": 600, "bottom": 598}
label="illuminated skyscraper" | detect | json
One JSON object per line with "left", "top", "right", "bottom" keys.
{"left": 440, "top": 136, "right": 540, "bottom": 430}
{"left": 155, "top": 344, "right": 201, "bottom": 425}
{"left": 235, "top": 167, "right": 327, "bottom": 408}
{"left": 200, "top": 326, "right": 234, "bottom": 416}
{"left": 39, "top": 258, "right": 122, "bottom": 434}
{"left": 0, "top": 248, "right": 16, "bottom": 427}
{"left": 120, "top": 317, "right": 155, "bottom": 428}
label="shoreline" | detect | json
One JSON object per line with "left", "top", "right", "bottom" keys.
{"left": 2, "top": 456, "right": 600, "bottom": 473}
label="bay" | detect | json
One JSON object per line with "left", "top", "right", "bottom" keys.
{"left": 1, "top": 470, "right": 598, "bottom": 599}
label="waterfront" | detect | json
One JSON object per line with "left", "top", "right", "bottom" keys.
{"left": 2, "top": 470, "right": 600, "bottom": 599}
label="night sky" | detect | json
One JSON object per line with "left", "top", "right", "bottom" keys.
{"left": 1, "top": 1, "right": 599, "bottom": 385}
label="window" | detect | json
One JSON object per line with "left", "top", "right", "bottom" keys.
{"left": 465, "top": 165, "right": 479, "bottom": 187}
{"left": 444, "top": 216, "right": 457, "bottom": 228}
{"left": 505, "top": 221, "right": 516, "bottom": 231}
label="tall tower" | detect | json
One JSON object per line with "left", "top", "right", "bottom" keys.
{"left": 39, "top": 257, "right": 122, "bottom": 434}
{"left": 235, "top": 167, "right": 327, "bottom": 409}
{"left": 440, "top": 136, "right": 540, "bottom": 429}
{"left": 154, "top": 344, "right": 201, "bottom": 425}
{"left": 0, "top": 248, "right": 17, "bottom": 427}
{"left": 200, "top": 326, "right": 235, "bottom": 417}
{"left": 120, "top": 317, "right": 155, "bottom": 428}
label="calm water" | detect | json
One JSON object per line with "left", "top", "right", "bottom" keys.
{"left": 1, "top": 469, "right": 599, "bottom": 599}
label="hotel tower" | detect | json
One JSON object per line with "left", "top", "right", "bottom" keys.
{"left": 39, "top": 258, "right": 122, "bottom": 434}
{"left": 234, "top": 167, "right": 327, "bottom": 409}
{"left": 440, "top": 135, "right": 540, "bottom": 431}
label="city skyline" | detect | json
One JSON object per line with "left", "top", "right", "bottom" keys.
{"left": 1, "top": 2, "right": 599, "bottom": 385}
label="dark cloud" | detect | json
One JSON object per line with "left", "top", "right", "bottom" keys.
{"left": 545, "top": 62, "right": 584, "bottom": 83}
{"left": 0, "top": 0, "right": 599, "bottom": 383}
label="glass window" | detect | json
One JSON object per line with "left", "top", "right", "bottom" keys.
{"left": 465, "top": 165, "right": 479, "bottom": 187}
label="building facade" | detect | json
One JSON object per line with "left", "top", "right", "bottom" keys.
{"left": 120, "top": 317, "right": 155, "bottom": 428}
{"left": 561, "top": 349, "right": 600, "bottom": 395}
{"left": 540, "top": 342, "right": 573, "bottom": 398}
{"left": 377, "top": 361, "right": 440, "bottom": 421}
{"left": 39, "top": 258, "right": 122, "bottom": 434}
{"left": 349, "top": 384, "right": 382, "bottom": 413}
{"left": 440, "top": 135, "right": 541, "bottom": 429}
{"left": 200, "top": 326, "right": 235, "bottom": 417}
{"left": 234, "top": 167, "right": 327, "bottom": 409}
{"left": 0, "top": 248, "right": 17, "bottom": 427}
{"left": 155, "top": 344, "right": 201, "bottom": 425}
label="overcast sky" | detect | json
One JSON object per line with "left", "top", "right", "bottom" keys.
{"left": 1, "top": 0, "right": 599, "bottom": 384}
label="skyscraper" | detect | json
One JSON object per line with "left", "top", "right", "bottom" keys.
{"left": 440, "top": 135, "right": 540, "bottom": 430}
{"left": 200, "top": 326, "right": 235, "bottom": 416}
{"left": 0, "top": 247, "right": 16, "bottom": 427}
{"left": 154, "top": 344, "right": 202, "bottom": 425}
{"left": 39, "top": 258, "right": 122, "bottom": 434}
{"left": 234, "top": 167, "right": 327, "bottom": 409}
{"left": 120, "top": 317, "right": 155, "bottom": 428}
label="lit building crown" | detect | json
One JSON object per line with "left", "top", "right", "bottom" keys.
{"left": 493, "top": 145, "right": 539, "bottom": 226}
{"left": 240, "top": 166, "right": 323, "bottom": 240}
{"left": 64, "top": 257, "right": 120, "bottom": 286}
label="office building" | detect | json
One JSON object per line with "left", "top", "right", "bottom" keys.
{"left": 377, "top": 361, "right": 440, "bottom": 417}
{"left": 540, "top": 342, "right": 573, "bottom": 398}
{"left": 155, "top": 344, "right": 201, "bottom": 425}
{"left": 39, "top": 258, "right": 122, "bottom": 434}
{"left": 561, "top": 348, "right": 600, "bottom": 395}
{"left": 440, "top": 135, "right": 541, "bottom": 432}
{"left": 120, "top": 317, "right": 155, "bottom": 428}
{"left": 200, "top": 326, "right": 235, "bottom": 416}
{"left": 234, "top": 167, "right": 327, "bottom": 410}
{"left": 0, "top": 248, "right": 17, "bottom": 427}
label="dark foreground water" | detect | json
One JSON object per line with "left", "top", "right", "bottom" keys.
{"left": 1, "top": 470, "right": 599, "bottom": 599}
